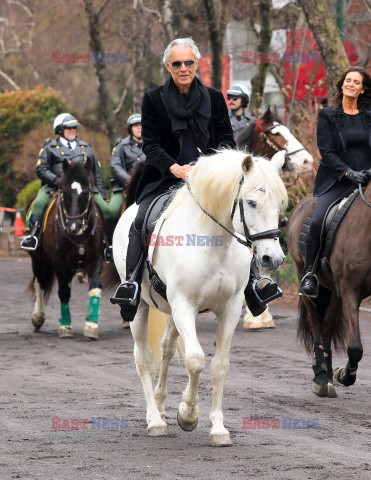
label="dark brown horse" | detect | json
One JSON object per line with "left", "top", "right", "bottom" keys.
{"left": 235, "top": 107, "right": 313, "bottom": 173}
{"left": 27, "top": 158, "right": 104, "bottom": 339}
{"left": 286, "top": 181, "right": 371, "bottom": 397}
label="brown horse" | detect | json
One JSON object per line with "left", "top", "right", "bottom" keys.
{"left": 235, "top": 107, "right": 313, "bottom": 173}
{"left": 27, "top": 158, "right": 105, "bottom": 338}
{"left": 286, "top": 182, "right": 371, "bottom": 397}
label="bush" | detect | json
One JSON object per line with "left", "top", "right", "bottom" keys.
{"left": 16, "top": 179, "right": 41, "bottom": 220}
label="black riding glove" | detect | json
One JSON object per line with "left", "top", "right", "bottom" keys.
{"left": 345, "top": 169, "right": 368, "bottom": 186}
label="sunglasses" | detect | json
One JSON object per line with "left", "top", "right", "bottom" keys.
{"left": 171, "top": 60, "right": 195, "bottom": 70}
{"left": 227, "top": 95, "right": 240, "bottom": 101}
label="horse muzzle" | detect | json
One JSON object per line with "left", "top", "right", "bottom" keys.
{"left": 66, "top": 219, "right": 87, "bottom": 236}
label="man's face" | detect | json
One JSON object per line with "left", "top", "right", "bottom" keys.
{"left": 165, "top": 45, "right": 198, "bottom": 91}
{"left": 131, "top": 123, "right": 142, "bottom": 140}
{"left": 64, "top": 127, "right": 77, "bottom": 141}
{"left": 227, "top": 95, "right": 242, "bottom": 112}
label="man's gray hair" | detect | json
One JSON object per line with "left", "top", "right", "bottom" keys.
{"left": 162, "top": 38, "right": 201, "bottom": 64}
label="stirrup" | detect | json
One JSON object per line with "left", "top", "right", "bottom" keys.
{"left": 252, "top": 276, "right": 283, "bottom": 308}
{"left": 104, "top": 245, "right": 113, "bottom": 263}
{"left": 110, "top": 281, "right": 139, "bottom": 306}
{"left": 20, "top": 235, "right": 39, "bottom": 251}
{"left": 299, "top": 272, "right": 319, "bottom": 298}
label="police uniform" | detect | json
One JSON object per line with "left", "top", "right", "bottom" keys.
{"left": 29, "top": 137, "right": 107, "bottom": 222}
{"left": 107, "top": 136, "right": 146, "bottom": 219}
{"left": 228, "top": 109, "right": 256, "bottom": 135}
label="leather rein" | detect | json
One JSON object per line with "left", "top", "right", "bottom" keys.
{"left": 185, "top": 175, "right": 281, "bottom": 249}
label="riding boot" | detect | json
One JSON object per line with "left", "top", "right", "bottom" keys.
{"left": 20, "top": 214, "right": 42, "bottom": 251}
{"left": 110, "top": 223, "right": 145, "bottom": 322}
{"left": 244, "top": 259, "right": 283, "bottom": 316}
{"left": 103, "top": 218, "right": 116, "bottom": 263}
{"left": 299, "top": 235, "right": 319, "bottom": 298}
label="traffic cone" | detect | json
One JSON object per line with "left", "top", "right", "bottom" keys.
{"left": 14, "top": 210, "right": 25, "bottom": 236}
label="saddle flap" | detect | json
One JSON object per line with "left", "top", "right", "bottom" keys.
{"left": 140, "top": 193, "right": 172, "bottom": 250}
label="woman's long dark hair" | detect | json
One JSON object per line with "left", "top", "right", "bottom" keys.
{"left": 333, "top": 66, "right": 371, "bottom": 108}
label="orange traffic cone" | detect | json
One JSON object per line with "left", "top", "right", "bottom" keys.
{"left": 14, "top": 210, "right": 25, "bottom": 236}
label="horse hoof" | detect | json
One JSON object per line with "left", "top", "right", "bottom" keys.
{"left": 177, "top": 412, "right": 198, "bottom": 432}
{"left": 210, "top": 433, "right": 232, "bottom": 447}
{"left": 327, "top": 382, "right": 338, "bottom": 398}
{"left": 243, "top": 319, "right": 263, "bottom": 330}
{"left": 83, "top": 321, "right": 98, "bottom": 339}
{"left": 32, "top": 313, "right": 45, "bottom": 330}
{"left": 261, "top": 318, "right": 276, "bottom": 329}
{"left": 122, "top": 321, "right": 130, "bottom": 329}
{"left": 58, "top": 325, "right": 74, "bottom": 338}
{"left": 333, "top": 368, "right": 341, "bottom": 384}
{"left": 147, "top": 423, "right": 167, "bottom": 436}
{"left": 312, "top": 382, "right": 328, "bottom": 397}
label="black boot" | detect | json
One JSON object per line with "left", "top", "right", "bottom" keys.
{"left": 20, "top": 214, "right": 41, "bottom": 251}
{"left": 299, "top": 234, "right": 319, "bottom": 298}
{"left": 110, "top": 223, "right": 145, "bottom": 322}
{"left": 103, "top": 218, "right": 116, "bottom": 263}
{"left": 244, "top": 260, "right": 283, "bottom": 316}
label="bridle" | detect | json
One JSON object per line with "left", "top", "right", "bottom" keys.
{"left": 359, "top": 183, "right": 371, "bottom": 208}
{"left": 255, "top": 118, "right": 306, "bottom": 165}
{"left": 185, "top": 175, "right": 281, "bottom": 249}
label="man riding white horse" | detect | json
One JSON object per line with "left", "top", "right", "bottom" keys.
{"left": 111, "top": 37, "right": 281, "bottom": 321}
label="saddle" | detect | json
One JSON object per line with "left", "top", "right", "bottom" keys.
{"left": 140, "top": 192, "right": 172, "bottom": 305}
{"left": 299, "top": 188, "right": 359, "bottom": 281}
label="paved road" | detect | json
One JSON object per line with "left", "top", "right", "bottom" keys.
{"left": 1, "top": 257, "right": 370, "bottom": 479}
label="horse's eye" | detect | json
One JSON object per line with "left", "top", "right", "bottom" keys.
{"left": 271, "top": 132, "right": 280, "bottom": 136}
{"left": 247, "top": 199, "right": 257, "bottom": 208}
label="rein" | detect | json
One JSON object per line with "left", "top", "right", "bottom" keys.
{"left": 359, "top": 183, "right": 371, "bottom": 208}
{"left": 185, "top": 175, "right": 281, "bottom": 249}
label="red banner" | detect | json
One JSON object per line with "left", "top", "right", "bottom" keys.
{"left": 198, "top": 55, "right": 230, "bottom": 101}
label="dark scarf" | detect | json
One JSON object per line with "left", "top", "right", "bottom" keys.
{"left": 161, "top": 76, "right": 211, "bottom": 152}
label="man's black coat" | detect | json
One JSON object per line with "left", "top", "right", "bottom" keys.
{"left": 313, "top": 103, "right": 371, "bottom": 196}
{"left": 136, "top": 84, "right": 236, "bottom": 203}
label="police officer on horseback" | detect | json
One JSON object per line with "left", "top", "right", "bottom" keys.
{"left": 21, "top": 113, "right": 106, "bottom": 251}
{"left": 227, "top": 84, "right": 256, "bottom": 135}
{"left": 104, "top": 113, "right": 146, "bottom": 261}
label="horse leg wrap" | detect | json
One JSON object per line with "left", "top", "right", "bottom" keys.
{"left": 336, "top": 362, "right": 358, "bottom": 387}
{"left": 86, "top": 289, "right": 101, "bottom": 323}
{"left": 323, "top": 348, "right": 333, "bottom": 381}
{"left": 60, "top": 302, "right": 71, "bottom": 326}
{"left": 312, "top": 343, "right": 327, "bottom": 384}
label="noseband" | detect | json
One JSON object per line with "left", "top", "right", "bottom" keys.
{"left": 186, "top": 175, "right": 281, "bottom": 249}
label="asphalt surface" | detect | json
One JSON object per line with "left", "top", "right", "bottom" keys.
{"left": 0, "top": 256, "right": 370, "bottom": 479}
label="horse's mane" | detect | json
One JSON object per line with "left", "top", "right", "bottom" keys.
{"left": 161, "top": 149, "right": 288, "bottom": 226}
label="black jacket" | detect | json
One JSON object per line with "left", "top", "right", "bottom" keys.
{"left": 313, "top": 103, "right": 371, "bottom": 196}
{"left": 111, "top": 136, "right": 146, "bottom": 192}
{"left": 136, "top": 84, "right": 235, "bottom": 202}
{"left": 36, "top": 137, "right": 105, "bottom": 197}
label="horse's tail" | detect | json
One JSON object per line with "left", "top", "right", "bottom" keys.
{"left": 101, "top": 262, "right": 120, "bottom": 292}
{"left": 297, "top": 285, "right": 332, "bottom": 353}
{"left": 148, "top": 307, "right": 167, "bottom": 375}
{"left": 26, "top": 264, "right": 55, "bottom": 303}
{"left": 324, "top": 292, "right": 346, "bottom": 352}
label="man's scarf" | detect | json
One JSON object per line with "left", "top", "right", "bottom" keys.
{"left": 161, "top": 76, "right": 211, "bottom": 152}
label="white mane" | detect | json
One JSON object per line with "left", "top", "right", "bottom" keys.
{"left": 161, "top": 149, "right": 288, "bottom": 226}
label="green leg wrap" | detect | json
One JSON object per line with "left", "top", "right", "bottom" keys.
{"left": 59, "top": 302, "right": 71, "bottom": 326}
{"left": 86, "top": 295, "right": 100, "bottom": 323}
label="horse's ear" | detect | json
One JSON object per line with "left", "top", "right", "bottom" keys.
{"left": 241, "top": 154, "right": 254, "bottom": 174}
{"left": 84, "top": 156, "right": 92, "bottom": 171}
{"left": 261, "top": 106, "right": 272, "bottom": 124}
{"left": 63, "top": 158, "right": 70, "bottom": 173}
{"left": 271, "top": 150, "right": 286, "bottom": 170}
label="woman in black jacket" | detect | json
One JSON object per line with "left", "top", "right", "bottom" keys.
{"left": 300, "top": 66, "right": 371, "bottom": 297}
{"left": 111, "top": 38, "right": 235, "bottom": 320}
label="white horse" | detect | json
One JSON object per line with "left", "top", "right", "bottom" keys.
{"left": 113, "top": 149, "right": 288, "bottom": 446}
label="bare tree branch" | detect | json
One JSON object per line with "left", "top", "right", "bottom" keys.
{"left": 0, "top": 67, "right": 20, "bottom": 90}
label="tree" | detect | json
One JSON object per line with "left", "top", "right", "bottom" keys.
{"left": 297, "top": 0, "right": 350, "bottom": 100}
{"left": 202, "top": 0, "right": 229, "bottom": 90}
{"left": 83, "top": 0, "right": 116, "bottom": 148}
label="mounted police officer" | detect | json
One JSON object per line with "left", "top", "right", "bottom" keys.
{"left": 21, "top": 113, "right": 107, "bottom": 251}
{"left": 227, "top": 84, "right": 256, "bottom": 135}
{"left": 104, "top": 113, "right": 146, "bottom": 261}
